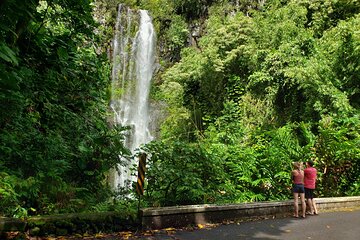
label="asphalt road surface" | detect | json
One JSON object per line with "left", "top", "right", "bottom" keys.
{"left": 146, "top": 209, "right": 360, "bottom": 240}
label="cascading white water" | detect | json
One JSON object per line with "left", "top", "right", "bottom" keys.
{"left": 110, "top": 5, "right": 156, "bottom": 189}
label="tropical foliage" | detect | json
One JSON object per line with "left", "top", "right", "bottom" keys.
{"left": 0, "top": 0, "right": 128, "bottom": 217}
{"left": 1, "top": 0, "right": 359, "bottom": 217}
{"left": 141, "top": 0, "right": 360, "bottom": 206}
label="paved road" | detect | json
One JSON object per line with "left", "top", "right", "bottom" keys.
{"left": 146, "top": 209, "right": 360, "bottom": 240}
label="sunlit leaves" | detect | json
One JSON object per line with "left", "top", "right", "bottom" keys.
{"left": 318, "top": 14, "right": 360, "bottom": 108}
{"left": 165, "top": 15, "right": 189, "bottom": 52}
{"left": 316, "top": 115, "right": 360, "bottom": 196}
{"left": 151, "top": 0, "right": 360, "bottom": 206}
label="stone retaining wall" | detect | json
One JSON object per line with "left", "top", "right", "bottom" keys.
{"left": 1, "top": 196, "right": 360, "bottom": 235}
{"left": 0, "top": 212, "right": 137, "bottom": 236}
{"left": 141, "top": 196, "right": 360, "bottom": 229}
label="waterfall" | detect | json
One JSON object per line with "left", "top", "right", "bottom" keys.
{"left": 110, "top": 5, "right": 156, "bottom": 190}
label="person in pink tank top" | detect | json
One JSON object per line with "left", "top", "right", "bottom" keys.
{"left": 291, "top": 162, "right": 306, "bottom": 218}
{"left": 304, "top": 160, "right": 319, "bottom": 215}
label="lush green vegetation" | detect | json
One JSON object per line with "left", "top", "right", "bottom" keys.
{"left": 1, "top": 0, "right": 359, "bottom": 219}
{"left": 141, "top": 0, "right": 360, "bottom": 206}
{"left": 0, "top": 0, "right": 129, "bottom": 217}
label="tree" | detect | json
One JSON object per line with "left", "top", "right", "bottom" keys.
{"left": 0, "top": 0, "right": 128, "bottom": 216}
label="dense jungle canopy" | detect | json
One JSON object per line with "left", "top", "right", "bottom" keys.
{"left": 0, "top": 0, "right": 360, "bottom": 218}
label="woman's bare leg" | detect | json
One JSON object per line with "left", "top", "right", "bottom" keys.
{"left": 293, "top": 193, "right": 299, "bottom": 217}
{"left": 300, "top": 193, "right": 306, "bottom": 218}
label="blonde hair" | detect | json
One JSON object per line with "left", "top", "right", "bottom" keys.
{"left": 292, "top": 162, "right": 302, "bottom": 170}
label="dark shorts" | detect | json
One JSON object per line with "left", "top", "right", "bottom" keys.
{"left": 293, "top": 184, "right": 305, "bottom": 193}
{"left": 305, "top": 188, "right": 315, "bottom": 199}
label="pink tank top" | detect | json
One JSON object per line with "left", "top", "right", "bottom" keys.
{"left": 293, "top": 170, "right": 304, "bottom": 184}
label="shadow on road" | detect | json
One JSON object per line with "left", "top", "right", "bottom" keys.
{"left": 147, "top": 209, "right": 360, "bottom": 240}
